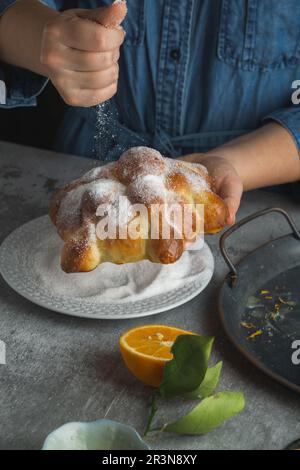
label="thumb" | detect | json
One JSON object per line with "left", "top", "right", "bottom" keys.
{"left": 221, "top": 182, "right": 243, "bottom": 225}
{"left": 77, "top": 1, "right": 127, "bottom": 29}
{"left": 223, "top": 197, "right": 238, "bottom": 225}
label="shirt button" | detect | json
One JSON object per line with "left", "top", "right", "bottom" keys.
{"left": 170, "top": 49, "right": 181, "bottom": 61}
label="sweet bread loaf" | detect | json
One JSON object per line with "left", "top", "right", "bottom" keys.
{"left": 49, "top": 147, "right": 228, "bottom": 272}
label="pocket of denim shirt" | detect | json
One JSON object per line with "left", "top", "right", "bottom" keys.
{"left": 217, "top": 0, "right": 300, "bottom": 71}
{"left": 99, "top": 0, "right": 146, "bottom": 46}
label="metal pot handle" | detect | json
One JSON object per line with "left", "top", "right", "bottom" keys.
{"left": 219, "top": 207, "right": 300, "bottom": 287}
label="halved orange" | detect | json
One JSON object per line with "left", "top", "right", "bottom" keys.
{"left": 119, "top": 325, "right": 196, "bottom": 388}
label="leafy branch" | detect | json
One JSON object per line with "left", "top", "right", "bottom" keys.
{"left": 144, "top": 335, "right": 245, "bottom": 437}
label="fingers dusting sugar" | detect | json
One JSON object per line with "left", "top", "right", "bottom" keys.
{"left": 101, "top": 0, "right": 127, "bottom": 29}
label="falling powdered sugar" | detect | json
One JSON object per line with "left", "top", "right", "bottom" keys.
{"left": 94, "top": 103, "right": 112, "bottom": 160}
{"left": 94, "top": 103, "right": 128, "bottom": 160}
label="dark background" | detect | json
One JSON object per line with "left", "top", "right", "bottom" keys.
{"left": 0, "top": 82, "right": 66, "bottom": 151}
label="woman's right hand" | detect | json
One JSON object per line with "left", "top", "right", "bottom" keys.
{"left": 40, "top": 1, "right": 127, "bottom": 107}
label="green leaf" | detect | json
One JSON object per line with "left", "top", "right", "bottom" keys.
{"left": 185, "top": 362, "right": 223, "bottom": 399}
{"left": 144, "top": 391, "right": 159, "bottom": 437}
{"left": 159, "top": 335, "right": 214, "bottom": 398}
{"left": 164, "top": 391, "right": 245, "bottom": 436}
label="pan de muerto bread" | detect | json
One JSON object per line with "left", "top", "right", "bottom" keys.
{"left": 49, "top": 147, "right": 228, "bottom": 273}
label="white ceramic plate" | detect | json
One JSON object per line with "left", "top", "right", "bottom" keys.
{"left": 0, "top": 216, "right": 214, "bottom": 320}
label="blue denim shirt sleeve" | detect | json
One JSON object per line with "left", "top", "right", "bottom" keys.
{"left": 0, "top": 0, "right": 67, "bottom": 108}
{"left": 263, "top": 107, "right": 300, "bottom": 156}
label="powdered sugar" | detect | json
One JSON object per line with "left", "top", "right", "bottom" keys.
{"left": 94, "top": 104, "right": 120, "bottom": 160}
{"left": 53, "top": 147, "right": 214, "bottom": 263}
{"left": 128, "top": 174, "right": 167, "bottom": 204}
{"left": 81, "top": 163, "right": 116, "bottom": 183}
{"left": 186, "top": 169, "right": 210, "bottom": 191}
{"left": 33, "top": 227, "right": 206, "bottom": 303}
{"left": 57, "top": 179, "right": 124, "bottom": 228}
{"left": 57, "top": 183, "right": 90, "bottom": 228}
{"left": 87, "top": 179, "right": 125, "bottom": 201}
{"left": 168, "top": 165, "right": 211, "bottom": 193}
{"left": 142, "top": 174, "right": 166, "bottom": 191}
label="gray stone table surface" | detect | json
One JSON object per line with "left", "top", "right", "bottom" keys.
{"left": 0, "top": 141, "right": 300, "bottom": 450}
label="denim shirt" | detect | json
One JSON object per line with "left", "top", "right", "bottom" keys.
{"left": 1, "top": 0, "right": 300, "bottom": 163}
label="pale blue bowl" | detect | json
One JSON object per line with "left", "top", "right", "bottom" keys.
{"left": 42, "top": 419, "right": 150, "bottom": 450}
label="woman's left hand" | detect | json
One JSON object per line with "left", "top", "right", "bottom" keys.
{"left": 180, "top": 154, "right": 244, "bottom": 226}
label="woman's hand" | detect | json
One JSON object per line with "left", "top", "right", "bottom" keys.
{"left": 180, "top": 154, "right": 244, "bottom": 226}
{"left": 180, "top": 123, "right": 300, "bottom": 226}
{"left": 40, "top": 2, "right": 127, "bottom": 107}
